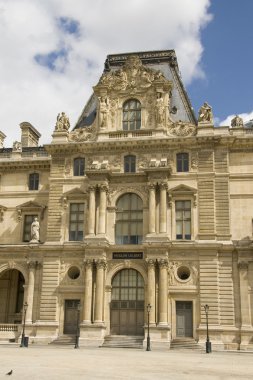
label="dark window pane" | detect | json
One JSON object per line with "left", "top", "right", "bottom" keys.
{"left": 176, "top": 153, "right": 189, "bottom": 172}
{"left": 74, "top": 158, "right": 85, "bottom": 176}
{"left": 175, "top": 200, "right": 191, "bottom": 240}
{"left": 29, "top": 173, "right": 39, "bottom": 190}
{"left": 69, "top": 203, "right": 84, "bottom": 241}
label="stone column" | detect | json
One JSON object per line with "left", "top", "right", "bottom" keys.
{"left": 238, "top": 261, "right": 251, "bottom": 326}
{"left": 147, "top": 259, "right": 156, "bottom": 324}
{"left": 94, "top": 259, "right": 106, "bottom": 324}
{"left": 26, "top": 261, "right": 36, "bottom": 323}
{"left": 98, "top": 184, "right": 108, "bottom": 235}
{"left": 88, "top": 186, "right": 96, "bottom": 235}
{"left": 148, "top": 184, "right": 156, "bottom": 234}
{"left": 82, "top": 260, "right": 93, "bottom": 324}
{"left": 158, "top": 259, "right": 168, "bottom": 325}
{"left": 159, "top": 182, "right": 167, "bottom": 233}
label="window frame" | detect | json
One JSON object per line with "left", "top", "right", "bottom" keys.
{"left": 124, "top": 155, "right": 136, "bottom": 173}
{"left": 122, "top": 99, "right": 141, "bottom": 131}
{"left": 28, "top": 172, "right": 39, "bottom": 191}
{"left": 68, "top": 202, "right": 85, "bottom": 241}
{"left": 175, "top": 200, "right": 191, "bottom": 240}
{"left": 73, "top": 157, "right": 85, "bottom": 176}
{"left": 176, "top": 153, "right": 189, "bottom": 173}
{"left": 115, "top": 193, "right": 143, "bottom": 245}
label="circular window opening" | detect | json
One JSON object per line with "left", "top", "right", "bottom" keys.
{"left": 68, "top": 266, "right": 80, "bottom": 280}
{"left": 177, "top": 266, "right": 190, "bottom": 281}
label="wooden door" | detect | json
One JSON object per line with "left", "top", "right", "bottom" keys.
{"left": 176, "top": 301, "right": 193, "bottom": 337}
{"left": 64, "top": 299, "right": 80, "bottom": 334}
{"left": 110, "top": 269, "right": 144, "bottom": 336}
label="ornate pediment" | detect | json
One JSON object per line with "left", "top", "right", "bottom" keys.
{"left": 62, "top": 188, "right": 87, "bottom": 198}
{"left": 168, "top": 184, "right": 197, "bottom": 195}
{"left": 95, "top": 55, "right": 171, "bottom": 94}
{"left": 16, "top": 201, "right": 46, "bottom": 221}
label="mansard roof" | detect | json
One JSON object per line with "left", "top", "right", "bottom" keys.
{"left": 74, "top": 50, "right": 196, "bottom": 130}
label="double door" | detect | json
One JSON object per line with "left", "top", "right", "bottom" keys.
{"left": 64, "top": 299, "right": 80, "bottom": 334}
{"left": 176, "top": 301, "right": 193, "bottom": 337}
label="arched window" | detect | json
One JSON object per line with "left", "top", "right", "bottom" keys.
{"left": 73, "top": 157, "right": 85, "bottom": 176}
{"left": 124, "top": 155, "right": 136, "bottom": 173}
{"left": 115, "top": 193, "right": 143, "bottom": 244}
{"left": 123, "top": 99, "right": 141, "bottom": 130}
{"left": 29, "top": 173, "right": 39, "bottom": 190}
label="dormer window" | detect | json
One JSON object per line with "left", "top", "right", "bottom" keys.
{"left": 123, "top": 99, "right": 141, "bottom": 130}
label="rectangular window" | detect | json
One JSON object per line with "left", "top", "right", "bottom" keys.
{"left": 176, "top": 153, "right": 189, "bottom": 172}
{"left": 176, "top": 200, "right": 191, "bottom": 240}
{"left": 23, "top": 214, "right": 37, "bottom": 242}
{"left": 29, "top": 173, "right": 39, "bottom": 190}
{"left": 74, "top": 158, "right": 85, "bottom": 176}
{"left": 69, "top": 203, "right": 84, "bottom": 241}
{"left": 124, "top": 155, "right": 136, "bottom": 173}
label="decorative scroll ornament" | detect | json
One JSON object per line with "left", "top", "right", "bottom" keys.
{"left": 168, "top": 121, "right": 196, "bottom": 136}
{"left": 69, "top": 125, "right": 96, "bottom": 142}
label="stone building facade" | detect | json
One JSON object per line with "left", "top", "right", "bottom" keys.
{"left": 0, "top": 50, "right": 253, "bottom": 350}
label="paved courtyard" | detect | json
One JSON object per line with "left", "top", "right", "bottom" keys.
{"left": 0, "top": 345, "right": 252, "bottom": 380}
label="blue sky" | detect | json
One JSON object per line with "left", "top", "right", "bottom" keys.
{"left": 0, "top": 0, "right": 252, "bottom": 146}
{"left": 188, "top": 0, "right": 253, "bottom": 124}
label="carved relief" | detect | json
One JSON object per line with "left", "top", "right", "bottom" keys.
{"left": 168, "top": 261, "right": 198, "bottom": 286}
{"left": 231, "top": 115, "right": 244, "bottom": 128}
{"left": 168, "top": 121, "right": 196, "bottom": 136}
{"left": 69, "top": 125, "right": 97, "bottom": 142}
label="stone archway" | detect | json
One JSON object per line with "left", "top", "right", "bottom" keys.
{"left": 110, "top": 268, "right": 144, "bottom": 336}
{"left": 0, "top": 269, "right": 25, "bottom": 324}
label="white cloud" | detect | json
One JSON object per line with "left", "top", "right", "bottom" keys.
{"left": 220, "top": 111, "right": 253, "bottom": 127}
{"left": 0, "top": 0, "right": 212, "bottom": 147}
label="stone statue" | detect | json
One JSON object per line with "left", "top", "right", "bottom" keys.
{"left": 13, "top": 141, "right": 22, "bottom": 151}
{"left": 30, "top": 217, "right": 40, "bottom": 242}
{"left": 156, "top": 93, "right": 165, "bottom": 125}
{"left": 198, "top": 102, "right": 213, "bottom": 123}
{"left": 55, "top": 112, "right": 70, "bottom": 131}
{"left": 231, "top": 115, "right": 244, "bottom": 128}
{"left": 98, "top": 96, "right": 109, "bottom": 128}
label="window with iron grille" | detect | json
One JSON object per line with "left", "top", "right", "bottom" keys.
{"left": 176, "top": 200, "right": 191, "bottom": 240}
{"left": 29, "top": 173, "right": 39, "bottom": 190}
{"left": 69, "top": 203, "right": 84, "bottom": 241}
{"left": 176, "top": 153, "right": 189, "bottom": 172}
{"left": 115, "top": 193, "right": 143, "bottom": 244}
{"left": 124, "top": 155, "right": 136, "bottom": 173}
{"left": 73, "top": 158, "right": 85, "bottom": 176}
{"left": 122, "top": 99, "right": 141, "bottom": 131}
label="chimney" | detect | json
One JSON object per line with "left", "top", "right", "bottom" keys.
{"left": 20, "top": 122, "right": 41, "bottom": 147}
{"left": 0, "top": 131, "right": 6, "bottom": 148}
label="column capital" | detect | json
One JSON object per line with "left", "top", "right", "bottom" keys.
{"left": 146, "top": 258, "right": 156, "bottom": 268}
{"left": 96, "top": 259, "right": 107, "bottom": 270}
{"left": 158, "top": 258, "right": 168, "bottom": 269}
{"left": 159, "top": 181, "right": 168, "bottom": 190}
{"left": 88, "top": 185, "right": 96, "bottom": 192}
{"left": 99, "top": 183, "right": 109, "bottom": 192}
{"left": 148, "top": 182, "right": 156, "bottom": 190}
{"left": 84, "top": 259, "right": 93, "bottom": 269}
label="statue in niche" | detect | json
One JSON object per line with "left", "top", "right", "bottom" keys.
{"left": 231, "top": 115, "right": 244, "bottom": 128}
{"left": 55, "top": 112, "right": 70, "bottom": 131}
{"left": 30, "top": 217, "right": 40, "bottom": 242}
{"left": 156, "top": 92, "right": 165, "bottom": 125}
{"left": 98, "top": 96, "right": 109, "bottom": 128}
{"left": 198, "top": 102, "right": 213, "bottom": 123}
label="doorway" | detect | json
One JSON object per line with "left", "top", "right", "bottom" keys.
{"left": 110, "top": 269, "right": 144, "bottom": 336}
{"left": 63, "top": 299, "right": 80, "bottom": 334}
{"left": 176, "top": 301, "right": 193, "bottom": 337}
